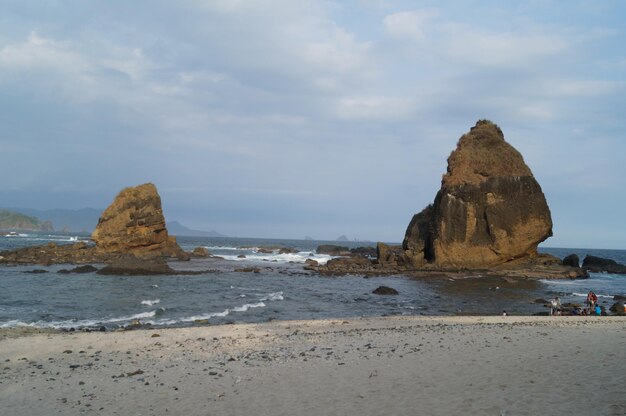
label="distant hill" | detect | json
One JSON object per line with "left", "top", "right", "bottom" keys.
{"left": 336, "top": 235, "right": 349, "bottom": 242}
{"left": 5, "top": 207, "right": 101, "bottom": 233}
{"left": 166, "top": 221, "right": 226, "bottom": 237}
{"left": 0, "top": 209, "right": 53, "bottom": 231}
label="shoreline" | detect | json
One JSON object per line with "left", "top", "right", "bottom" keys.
{"left": 2, "top": 315, "right": 625, "bottom": 415}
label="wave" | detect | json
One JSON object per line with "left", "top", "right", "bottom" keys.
{"left": 571, "top": 292, "right": 615, "bottom": 299}
{"left": 1, "top": 290, "right": 284, "bottom": 329}
{"left": 261, "top": 291, "right": 284, "bottom": 301}
{"left": 141, "top": 299, "right": 160, "bottom": 306}
{"left": 220, "top": 252, "right": 332, "bottom": 265}
{"left": 0, "top": 309, "right": 162, "bottom": 330}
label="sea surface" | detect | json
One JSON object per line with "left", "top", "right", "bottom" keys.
{"left": 1, "top": 233, "right": 625, "bottom": 330}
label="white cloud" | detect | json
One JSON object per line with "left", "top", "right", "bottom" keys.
{"left": 333, "top": 95, "right": 414, "bottom": 120}
{"left": 443, "top": 26, "right": 569, "bottom": 68}
{"left": 383, "top": 9, "right": 437, "bottom": 41}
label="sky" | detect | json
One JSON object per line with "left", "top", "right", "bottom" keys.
{"left": 0, "top": 1, "right": 625, "bottom": 248}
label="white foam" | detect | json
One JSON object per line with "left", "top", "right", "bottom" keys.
{"left": 0, "top": 310, "right": 160, "bottom": 329}
{"left": 231, "top": 302, "right": 265, "bottom": 312}
{"left": 571, "top": 292, "right": 614, "bottom": 299}
{"left": 260, "top": 291, "right": 284, "bottom": 301}
{"left": 220, "top": 251, "right": 332, "bottom": 265}
{"left": 141, "top": 299, "right": 160, "bottom": 306}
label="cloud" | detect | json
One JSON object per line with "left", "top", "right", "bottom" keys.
{"left": 383, "top": 9, "right": 437, "bottom": 41}
{"left": 0, "top": 1, "right": 624, "bottom": 246}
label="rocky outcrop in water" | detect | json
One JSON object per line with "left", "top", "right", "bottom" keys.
{"left": 0, "top": 183, "right": 190, "bottom": 268}
{"left": 403, "top": 120, "right": 553, "bottom": 268}
{"left": 582, "top": 255, "right": 626, "bottom": 274}
{"left": 314, "top": 120, "right": 586, "bottom": 279}
{"left": 92, "top": 183, "right": 187, "bottom": 260}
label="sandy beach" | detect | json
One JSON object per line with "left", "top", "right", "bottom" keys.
{"left": 1, "top": 316, "right": 625, "bottom": 416}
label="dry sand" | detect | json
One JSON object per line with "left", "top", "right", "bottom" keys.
{"left": 1, "top": 316, "right": 625, "bottom": 416}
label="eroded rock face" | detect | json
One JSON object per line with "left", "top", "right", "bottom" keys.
{"left": 404, "top": 120, "right": 553, "bottom": 268}
{"left": 92, "top": 183, "right": 187, "bottom": 260}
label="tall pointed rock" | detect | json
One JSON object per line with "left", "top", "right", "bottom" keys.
{"left": 403, "top": 120, "right": 553, "bottom": 268}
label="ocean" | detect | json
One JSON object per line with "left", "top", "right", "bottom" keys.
{"left": 1, "top": 233, "right": 625, "bottom": 330}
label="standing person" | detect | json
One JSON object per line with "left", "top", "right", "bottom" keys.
{"left": 555, "top": 296, "right": 562, "bottom": 316}
{"left": 550, "top": 297, "right": 558, "bottom": 316}
{"left": 586, "top": 291, "right": 594, "bottom": 310}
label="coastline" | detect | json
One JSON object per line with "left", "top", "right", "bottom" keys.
{"left": 2, "top": 315, "right": 625, "bottom": 415}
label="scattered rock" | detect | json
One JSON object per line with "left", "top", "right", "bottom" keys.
{"left": 24, "top": 269, "right": 48, "bottom": 274}
{"left": 305, "top": 258, "right": 319, "bottom": 267}
{"left": 373, "top": 286, "right": 399, "bottom": 295}
{"left": 191, "top": 247, "right": 211, "bottom": 258}
{"left": 237, "top": 254, "right": 246, "bottom": 259}
{"left": 582, "top": 255, "right": 626, "bottom": 274}
{"left": 234, "top": 267, "right": 261, "bottom": 273}
{"left": 57, "top": 265, "right": 98, "bottom": 274}
{"left": 562, "top": 254, "right": 580, "bottom": 268}
{"left": 350, "top": 246, "right": 377, "bottom": 258}
{"left": 316, "top": 245, "right": 351, "bottom": 256}
{"left": 278, "top": 247, "right": 299, "bottom": 254}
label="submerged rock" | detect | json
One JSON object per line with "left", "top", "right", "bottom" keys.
{"left": 372, "top": 286, "right": 399, "bottom": 295}
{"left": 57, "top": 265, "right": 99, "bottom": 274}
{"left": 97, "top": 255, "right": 175, "bottom": 276}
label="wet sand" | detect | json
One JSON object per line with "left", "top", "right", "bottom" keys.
{"left": 1, "top": 316, "right": 625, "bottom": 415}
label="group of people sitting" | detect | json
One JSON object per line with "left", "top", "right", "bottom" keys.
{"left": 549, "top": 291, "right": 604, "bottom": 316}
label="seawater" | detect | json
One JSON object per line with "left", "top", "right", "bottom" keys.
{"left": 0, "top": 233, "right": 624, "bottom": 330}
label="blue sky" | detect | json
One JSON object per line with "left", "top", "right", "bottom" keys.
{"left": 1, "top": 1, "right": 625, "bottom": 248}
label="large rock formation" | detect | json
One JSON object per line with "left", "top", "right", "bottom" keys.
{"left": 403, "top": 120, "right": 553, "bottom": 269}
{"left": 92, "top": 183, "right": 187, "bottom": 260}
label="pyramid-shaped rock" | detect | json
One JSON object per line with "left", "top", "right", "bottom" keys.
{"left": 92, "top": 183, "right": 186, "bottom": 260}
{"left": 403, "top": 120, "right": 553, "bottom": 268}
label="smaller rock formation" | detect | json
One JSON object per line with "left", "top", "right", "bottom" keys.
{"left": 582, "top": 255, "right": 626, "bottom": 274}
{"left": 92, "top": 183, "right": 187, "bottom": 260}
{"left": 0, "top": 183, "right": 191, "bottom": 272}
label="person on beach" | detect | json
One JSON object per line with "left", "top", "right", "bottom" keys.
{"left": 550, "top": 297, "right": 561, "bottom": 316}
{"left": 587, "top": 291, "right": 597, "bottom": 310}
